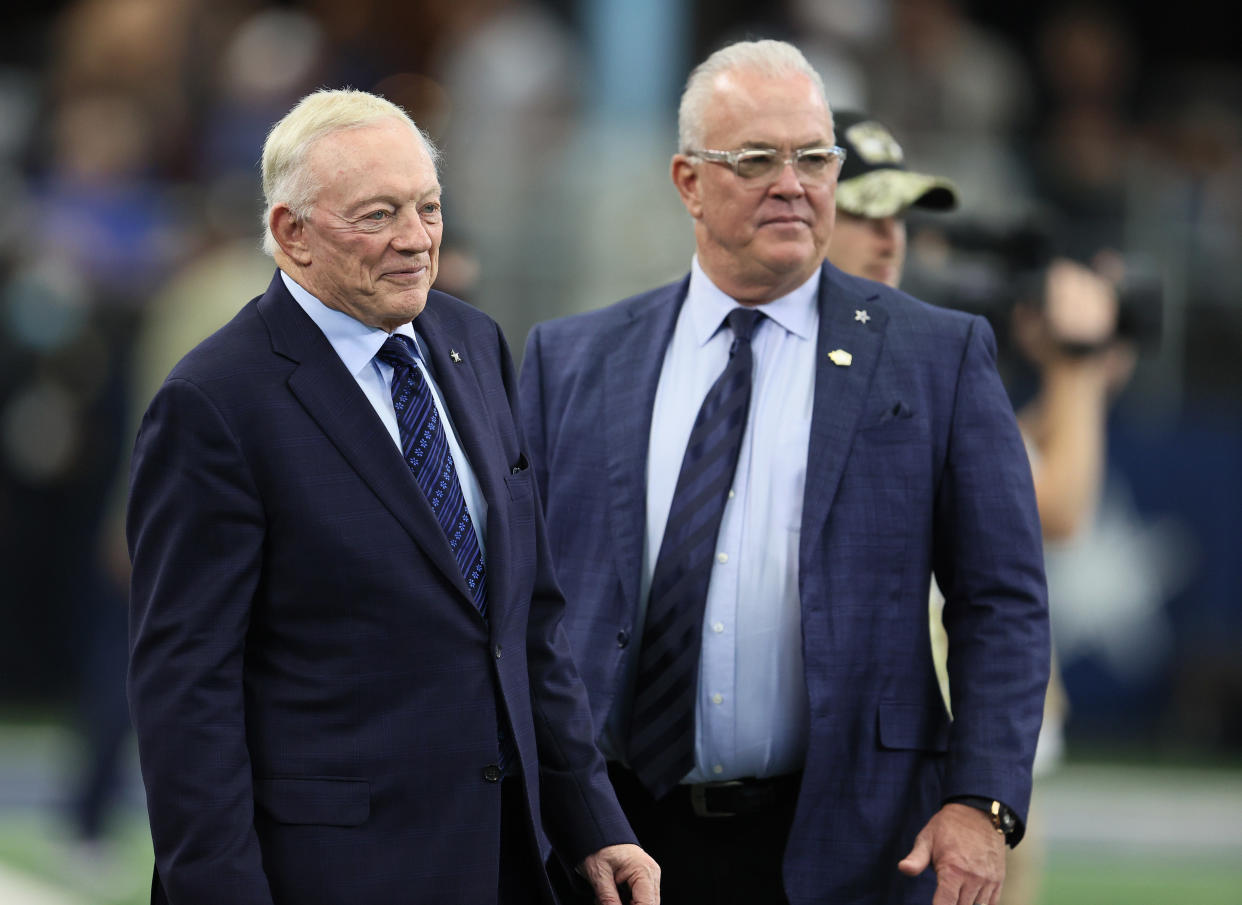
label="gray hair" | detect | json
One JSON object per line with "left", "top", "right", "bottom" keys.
{"left": 677, "top": 39, "right": 829, "bottom": 152}
{"left": 260, "top": 88, "right": 440, "bottom": 256}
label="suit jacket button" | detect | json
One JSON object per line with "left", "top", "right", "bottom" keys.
{"left": 616, "top": 630, "right": 630, "bottom": 648}
{"left": 483, "top": 764, "right": 502, "bottom": 783}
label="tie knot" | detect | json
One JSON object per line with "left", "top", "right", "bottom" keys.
{"left": 377, "top": 333, "right": 421, "bottom": 370}
{"left": 725, "top": 307, "right": 764, "bottom": 343}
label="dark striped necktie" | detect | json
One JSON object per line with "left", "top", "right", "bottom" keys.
{"left": 377, "top": 334, "right": 488, "bottom": 618}
{"left": 627, "top": 307, "right": 764, "bottom": 799}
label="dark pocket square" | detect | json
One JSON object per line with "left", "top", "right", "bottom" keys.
{"left": 862, "top": 400, "right": 915, "bottom": 431}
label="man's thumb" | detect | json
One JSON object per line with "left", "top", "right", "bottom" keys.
{"left": 897, "top": 834, "right": 931, "bottom": 877}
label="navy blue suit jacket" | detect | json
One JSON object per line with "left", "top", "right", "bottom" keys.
{"left": 127, "top": 272, "right": 633, "bottom": 905}
{"left": 519, "top": 264, "right": 1050, "bottom": 904}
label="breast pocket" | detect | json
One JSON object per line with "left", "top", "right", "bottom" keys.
{"left": 846, "top": 410, "right": 929, "bottom": 505}
{"left": 859, "top": 399, "right": 916, "bottom": 433}
{"left": 505, "top": 453, "right": 533, "bottom": 501}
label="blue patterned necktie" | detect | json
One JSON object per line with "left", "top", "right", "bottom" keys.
{"left": 377, "top": 334, "right": 487, "bottom": 618}
{"left": 627, "top": 307, "right": 764, "bottom": 799}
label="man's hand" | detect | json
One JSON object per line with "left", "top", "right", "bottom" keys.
{"left": 579, "top": 843, "right": 660, "bottom": 905}
{"left": 897, "top": 803, "right": 1006, "bottom": 905}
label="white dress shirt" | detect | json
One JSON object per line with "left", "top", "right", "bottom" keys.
{"left": 606, "top": 257, "right": 817, "bottom": 782}
{"left": 280, "top": 270, "right": 487, "bottom": 553}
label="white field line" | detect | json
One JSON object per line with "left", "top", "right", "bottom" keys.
{"left": 0, "top": 864, "right": 86, "bottom": 905}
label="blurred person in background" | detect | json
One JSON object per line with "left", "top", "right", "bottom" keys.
{"left": 93, "top": 0, "right": 340, "bottom": 700}
{"left": 999, "top": 253, "right": 1136, "bottom": 905}
{"left": 45, "top": 0, "right": 196, "bottom": 173}
{"left": 825, "top": 109, "right": 959, "bottom": 286}
{"left": 862, "top": 0, "right": 1034, "bottom": 223}
{"left": 827, "top": 109, "right": 1137, "bottom": 905}
{"left": 125, "top": 87, "right": 658, "bottom": 905}
{"left": 521, "top": 39, "right": 1048, "bottom": 905}
{"left": 49, "top": 8, "right": 340, "bottom": 886}
{"left": 3, "top": 0, "right": 198, "bottom": 873}
{"left": 1027, "top": 2, "right": 1140, "bottom": 262}
{"left": 431, "top": 0, "right": 587, "bottom": 349}
{"left": 790, "top": 0, "right": 888, "bottom": 113}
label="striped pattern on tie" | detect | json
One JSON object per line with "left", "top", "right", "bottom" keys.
{"left": 627, "top": 307, "right": 763, "bottom": 799}
{"left": 377, "top": 334, "right": 488, "bottom": 618}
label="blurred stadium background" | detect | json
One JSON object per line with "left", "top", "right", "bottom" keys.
{"left": 1, "top": 0, "right": 1239, "bottom": 902}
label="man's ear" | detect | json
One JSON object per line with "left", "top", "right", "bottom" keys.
{"left": 671, "top": 154, "right": 704, "bottom": 220}
{"left": 270, "top": 204, "right": 312, "bottom": 265}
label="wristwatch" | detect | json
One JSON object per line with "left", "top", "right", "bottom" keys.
{"left": 949, "top": 796, "right": 1018, "bottom": 844}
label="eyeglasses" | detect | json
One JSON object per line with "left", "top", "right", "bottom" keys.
{"left": 686, "top": 146, "right": 847, "bottom": 185}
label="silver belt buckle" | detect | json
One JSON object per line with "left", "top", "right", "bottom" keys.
{"left": 689, "top": 780, "right": 743, "bottom": 818}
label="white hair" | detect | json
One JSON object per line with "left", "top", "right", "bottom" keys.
{"left": 677, "top": 39, "right": 830, "bottom": 152}
{"left": 260, "top": 88, "right": 440, "bottom": 256}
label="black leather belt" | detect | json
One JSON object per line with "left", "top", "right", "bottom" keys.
{"left": 676, "top": 772, "right": 802, "bottom": 819}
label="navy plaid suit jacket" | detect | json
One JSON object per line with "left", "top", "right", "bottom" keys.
{"left": 519, "top": 263, "right": 1050, "bottom": 905}
{"left": 127, "top": 272, "right": 633, "bottom": 904}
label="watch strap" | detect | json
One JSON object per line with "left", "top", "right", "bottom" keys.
{"left": 947, "top": 795, "right": 1018, "bottom": 845}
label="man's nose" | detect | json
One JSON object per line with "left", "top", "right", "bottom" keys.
{"left": 768, "top": 159, "right": 807, "bottom": 197}
{"left": 392, "top": 211, "right": 433, "bottom": 252}
{"left": 874, "top": 217, "right": 900, "bottom": 245}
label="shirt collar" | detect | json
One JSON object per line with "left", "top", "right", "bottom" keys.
{"left": 280, "top": 270, "right": 419, "bottom": 375}
{"left": 686, "top": 256, "right": 820, "bottom": 346}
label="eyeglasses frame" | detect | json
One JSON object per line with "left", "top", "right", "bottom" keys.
{"left": 684, "top": 145, "right": 848, "bottom": 184}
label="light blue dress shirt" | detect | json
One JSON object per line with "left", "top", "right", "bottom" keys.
{"left": 603, "top": 258, "right": 817, "bottom": 782}
{"left": 280, "top": 271, "right": 487, "bottom": 553}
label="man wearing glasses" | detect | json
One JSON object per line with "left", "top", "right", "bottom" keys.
{"left": 520, "top": 39, "right": 1048, "bottom": 905}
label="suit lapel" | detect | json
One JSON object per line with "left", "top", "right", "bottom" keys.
{"left": 604, "top": 280, "right": 687, "bottom": 609}
{"left": 800, "top": 267, "right": 887, "bottom": 563}
{"left": 258, "top": 277, "right": 477, "bottom": 610}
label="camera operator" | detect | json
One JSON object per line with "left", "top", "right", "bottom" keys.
{"left": 1010, "top": 254, "right": 1137, "bottom": 543}
{"left": 827, "top": 110, "right": 1137, "bottom": 905}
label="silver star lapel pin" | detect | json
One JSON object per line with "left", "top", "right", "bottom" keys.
{"left": 450, "top": 349, "right": 463, "bottom": 363}
{"left": 855, "top": 309, "right": 870, "bottom": 324}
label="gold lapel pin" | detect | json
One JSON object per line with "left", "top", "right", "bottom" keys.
{"left": 828, "top": 349, "right": 852, "bottom": 367}
{"left": 450, "top": 349, "right": 463, "bottom": 363}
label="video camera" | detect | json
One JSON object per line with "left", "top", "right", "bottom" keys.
{"left": 907, "top": 213, "right": 1163, "bottom": 356}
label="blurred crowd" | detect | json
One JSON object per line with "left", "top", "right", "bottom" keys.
{"left": 0, "top": 0, "right": 1239, "bottom": 863}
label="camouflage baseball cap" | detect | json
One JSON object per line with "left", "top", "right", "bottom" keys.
{"left": 832, "top": 110, "right": 959, "bottom": 219}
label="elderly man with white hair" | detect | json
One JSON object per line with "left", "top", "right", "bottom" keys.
{"left": 127, "top": 88, "right": 659, "bottom": 905}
